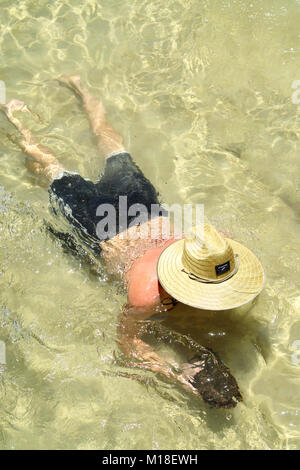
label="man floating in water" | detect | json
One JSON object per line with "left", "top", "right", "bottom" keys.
{"left": 1, "top": 76, "right": 265, "bottom": 408}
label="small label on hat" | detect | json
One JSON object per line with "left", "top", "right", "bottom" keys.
{"left": 215, "top": 260, "right": 230, "bottom": 276}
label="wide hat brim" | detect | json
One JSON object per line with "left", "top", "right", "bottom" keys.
{"left": 157, "top": 238, "right": 265, "bottom": 311}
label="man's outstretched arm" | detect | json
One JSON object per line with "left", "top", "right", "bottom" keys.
{"left": 117, "top": 303, "right": 198, "bottom": 393}
{"left": 117, "top": 304, "right": 243, "bottom": 408}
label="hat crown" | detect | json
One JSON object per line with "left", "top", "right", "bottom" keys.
{"left": 182, "top": 224, "right": 235, "bottom": 280}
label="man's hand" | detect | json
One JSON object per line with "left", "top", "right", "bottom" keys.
{"left": 177, "top": 361, "right": 204, "bottom": 395}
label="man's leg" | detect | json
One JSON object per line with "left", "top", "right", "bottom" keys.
{"left": 2, "top": 99, "right": 64, "bottom": 181}
{"left": 59, "top": 75, "right": 125, "bottom": 158}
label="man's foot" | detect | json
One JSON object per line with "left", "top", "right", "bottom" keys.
{"left": 1, "top": 99, "right": 40, "bottom": 136}
{"left": 57, "top": 75, "right": 107, "bottom": 118}
{"left": 57, "top": 74, "right": 87, "bottom": 99}
{"left": 1, "top": 98, "right": 29, "bottom": 124}
{"left": 1, "top": 99, "right": 64, "bottom": 180}
{"left": 1, "top": 99, "right": 31, "bottom": 140}
{"left": 4, "top": 98, "right": 29, "bottom": 116}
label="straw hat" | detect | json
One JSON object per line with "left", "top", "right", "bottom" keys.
{"left": 157, "top": 224, "right": 265, "bottom": 311}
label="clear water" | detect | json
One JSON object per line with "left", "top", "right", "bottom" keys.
{"left": 0, "top": 0, "right": 300, "bottom": 450}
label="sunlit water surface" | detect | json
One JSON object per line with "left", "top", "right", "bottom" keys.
{"left": 0, "top": 0, "right": 300, "bottom": 450}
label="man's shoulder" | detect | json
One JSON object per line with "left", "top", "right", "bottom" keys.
{"left": 125, "top": 240, "right": 176, "bottom": 310}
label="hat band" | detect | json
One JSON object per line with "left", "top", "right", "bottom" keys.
{"left": 181, "top": 254, "right": 239, "bottom": 284}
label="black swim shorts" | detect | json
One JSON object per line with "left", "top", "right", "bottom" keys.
{"left": 48, "top": 151, "right": 166, "bottom": 256}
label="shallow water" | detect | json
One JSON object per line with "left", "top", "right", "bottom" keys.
{"left": 0, "top": 0, "right": 300, "bottom": 450}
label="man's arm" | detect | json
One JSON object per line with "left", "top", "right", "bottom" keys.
{"left": 117, "top": 303, "right": 243, "bottom": 408}
{"left": 117, "top": 303, "right": 198, "bottom": 393}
